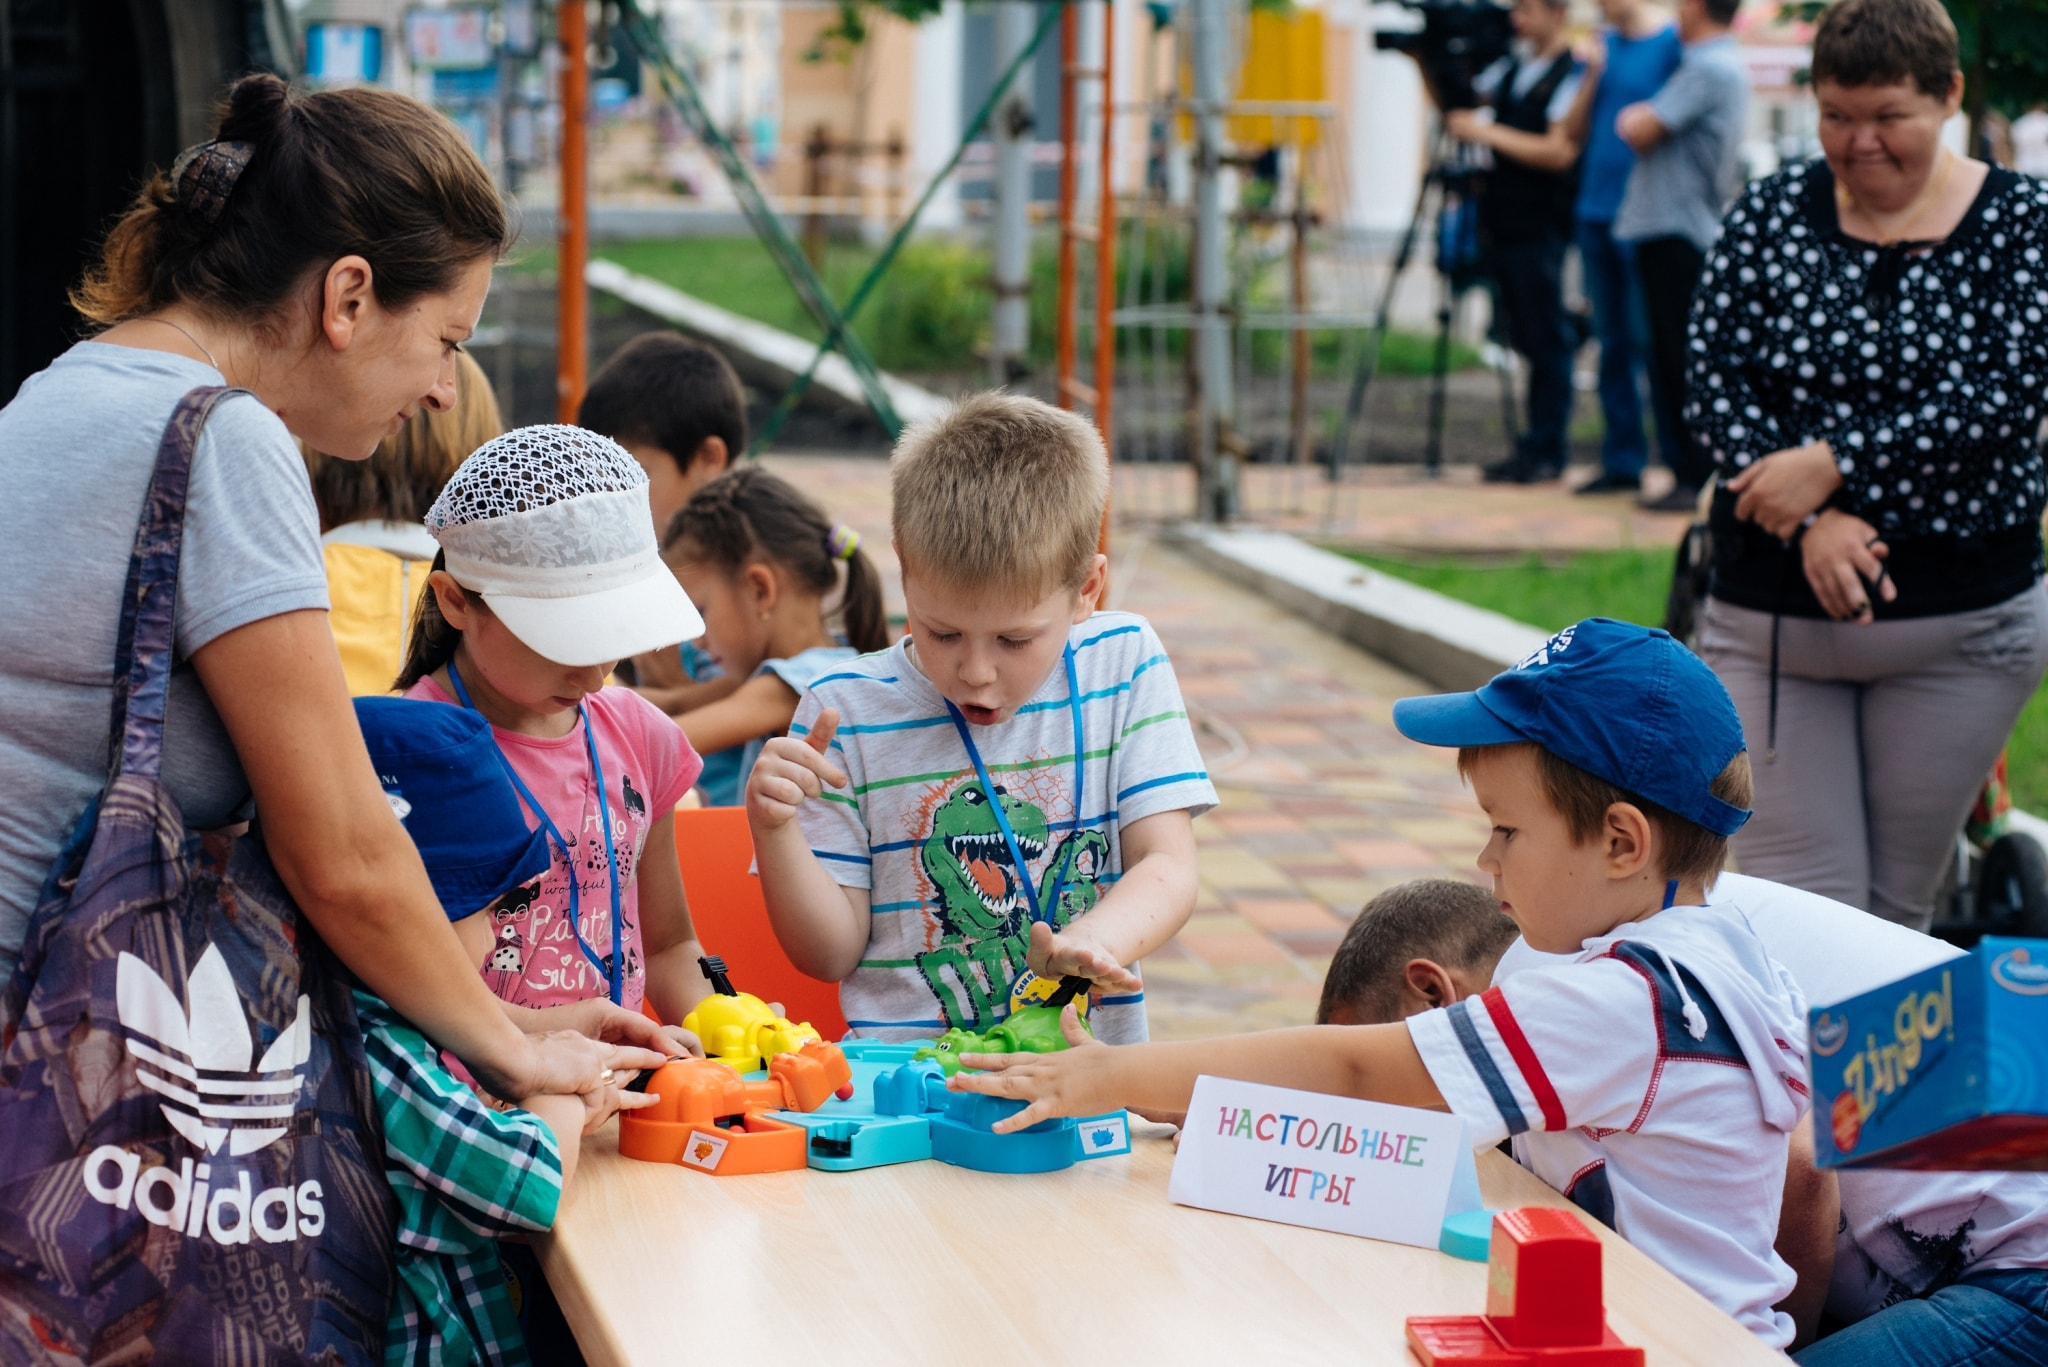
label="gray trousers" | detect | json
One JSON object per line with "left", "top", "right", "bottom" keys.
{"left": 1699, "top": 587, "right": 2048, "bottom": 930}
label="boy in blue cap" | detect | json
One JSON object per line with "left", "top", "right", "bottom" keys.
{"left": 353, "top": 697, "right": 669, "bottom": 1366}
{"left": 952, "top": 620, "right": 1812, "bottom": 1348}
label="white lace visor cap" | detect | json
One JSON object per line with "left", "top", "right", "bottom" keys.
{"left": 427, "top": 428, "right": 705, "bottom": 668}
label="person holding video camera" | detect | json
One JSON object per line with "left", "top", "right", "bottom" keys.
{"left": 1445, "top": 0, "right": 1585, "bottom": 485}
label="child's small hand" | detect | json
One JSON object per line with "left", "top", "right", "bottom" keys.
{"left": 579, "top": 1076, "right": 661, "bottom": 1134}
{"left": 948, "top": 1004, "right": 1118, "bottom": 1133}
{"left": 746, "top": 708, "right": 847, "bottom": 831}
{"left": 1026, "top": 921, "right": 1143, "bottom": 995}
{"left": 654, "top": 1024, "right": 704, "bottom": 1059}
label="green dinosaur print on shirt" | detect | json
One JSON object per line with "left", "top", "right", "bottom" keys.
{"left": 913, "top": 781, "right": 1108, "bottom": 1027}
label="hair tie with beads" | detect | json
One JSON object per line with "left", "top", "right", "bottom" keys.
{"left": 827, "top": 525, "right": 861, "bottom": 561}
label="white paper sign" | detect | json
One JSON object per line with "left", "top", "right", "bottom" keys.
{"left": 1168, "top": 1076, "right": 1480, "bottom": 1249}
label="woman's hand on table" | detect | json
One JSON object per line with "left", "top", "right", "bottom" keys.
{"left": 1727, "top": 442, "right": 1843, "bottom": 539}
{"left": 1801, "top": 509, "right": 1897, "bottom": 623}
{"left": 1026, "top": 921, "right": 1144, "bottom": 996}
{"left": 949, "top": 1004, "right": 1115, "bottom": 1133}
{"left": 492, "top": 1029, "right": 669, "bottom": 1103}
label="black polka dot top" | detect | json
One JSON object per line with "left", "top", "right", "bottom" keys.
{"left": 1693, "top": 159, "right": 2048, "bottom": 620}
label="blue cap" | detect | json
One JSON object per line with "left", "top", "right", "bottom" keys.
{"left": 352, "top": 697, "right": 552, "bottom": 920}
{"left": 1391, "top": 619, "right": 1751, "bottom": 837}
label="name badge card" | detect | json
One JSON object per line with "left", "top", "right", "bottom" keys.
{"left": 1168, "top": 1075, "right": 1479, "bottom": 1249}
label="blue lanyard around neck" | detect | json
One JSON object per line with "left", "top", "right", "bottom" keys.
{"left": 942, "top": 642, "right": 1085, "bottom": 928}
{"left": 446, "top": 657, "right": 625, "bottom": 1004}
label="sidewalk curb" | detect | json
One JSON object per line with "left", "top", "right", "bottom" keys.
{"left": 585, "top": 259, "right": 949, "bottom": 427}
{"left": 1159, "top": 524, "right": 1547, "bottom": 693}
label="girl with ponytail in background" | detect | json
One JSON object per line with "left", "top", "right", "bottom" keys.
{"left": 664, "top": 468, "right": 890, "bottom": 801}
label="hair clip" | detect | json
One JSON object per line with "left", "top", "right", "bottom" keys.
{"left": 827, "top": 525, "right": 861, "bottom": 561}
{"left": 170, "top": 140, "right": 255, "bottom": 227}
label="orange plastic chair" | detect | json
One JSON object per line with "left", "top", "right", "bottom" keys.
{"left": 662, "top": 805, "right": 850, "bottom": 1040}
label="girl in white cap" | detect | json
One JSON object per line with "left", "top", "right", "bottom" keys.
{"left": 396, "top": 425, "right": 714, "bottom": 1045}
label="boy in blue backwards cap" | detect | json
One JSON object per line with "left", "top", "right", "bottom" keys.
{"left": 353, "top": 697, "right": 670, "bottom": 1366}
{"left": 953, "top": 620, "right": 1812, "bottom": 1348}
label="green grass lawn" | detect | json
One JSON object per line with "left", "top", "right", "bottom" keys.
{"left": 1345, "top": 548, "right": 1674, "bottom": 637}
{"left": 519, "top": 235, "right": 1479, "bottom": 379}
{"left": 1348, "top": 546, "right": 2048, "bottom": 813}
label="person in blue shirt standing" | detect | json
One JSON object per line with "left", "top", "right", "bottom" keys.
{"left": 1613, "top": 0, "right": 1751, "bottom": 511}
{"left": 1569, "top": 0, "right": 1684, "bottom": 495}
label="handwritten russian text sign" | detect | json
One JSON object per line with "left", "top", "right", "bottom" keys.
{"left": 1168, "top": 1075, "right": 1477, "bottom": 1249}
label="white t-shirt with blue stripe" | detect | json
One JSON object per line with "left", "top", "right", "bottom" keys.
{"left": 791, "top": 611, "right": 1216, "bottom": 1043}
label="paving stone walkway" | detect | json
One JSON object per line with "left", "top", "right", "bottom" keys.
{"left": 760, "top": 452, "right": 1503, "bottom": 1042}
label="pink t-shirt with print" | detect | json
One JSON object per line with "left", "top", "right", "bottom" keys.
{"left": 405, "top": 677, "right": 701, "bottom": 1012}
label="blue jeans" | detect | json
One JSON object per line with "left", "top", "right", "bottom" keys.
{"left": 1793, "top": 1268, "right": 2048, "bottom": 1367}
{"left": 1576, "top": 219, "right": 1665, "bottom": 479}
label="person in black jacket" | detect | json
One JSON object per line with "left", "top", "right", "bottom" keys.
{"left": 1448, "top": 0, "right": 1587, "bottom": 483}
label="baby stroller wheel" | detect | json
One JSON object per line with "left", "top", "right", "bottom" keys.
{"left": 1978, "top": 832, "right": 2048, "bottom": 940}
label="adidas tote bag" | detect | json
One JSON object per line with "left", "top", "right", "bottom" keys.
{"left": 0, "top": 388, "right": 396, "bottom": 1364}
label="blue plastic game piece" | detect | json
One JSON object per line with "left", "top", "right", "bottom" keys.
{"left": 929, "top": 1092, "right": 1081, "bottom": 1174}
{"left": 1438, "top": 1206, "right": 1499, "bottom": 1262}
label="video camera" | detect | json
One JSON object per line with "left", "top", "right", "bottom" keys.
{"left": 1374, "top": 0, "right": 1514, "bottom": 111}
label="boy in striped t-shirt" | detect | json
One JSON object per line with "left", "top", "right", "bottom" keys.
{"left": 747, "top": 394, "right": 1215, "bottom": 1043}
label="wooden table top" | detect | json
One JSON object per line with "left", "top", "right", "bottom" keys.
{"left": 538, "top": 1120, "right": 1783, "bottom": 1366}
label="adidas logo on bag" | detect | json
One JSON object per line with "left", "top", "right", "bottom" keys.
{"left": 78, "top": 946, "right": 325, "bottom": 1245}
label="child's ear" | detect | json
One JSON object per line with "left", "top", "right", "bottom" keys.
{"left": 428, "top": 569, "right": 477, "bottom": 630}
{"left": 1403, "top": 958, "right": 1463, "bottom": 1013}
{"left": 1072, "top": 553, "right": 1109, "bottom": 622}
{"left": 692, "top": 435, "right": 730, "bottom": 476}
{"left": 743, "top": 560, "right": 779, "bottom": 613}
{"left": 1602, "top": 801, "right": 1655, "bottom": 880}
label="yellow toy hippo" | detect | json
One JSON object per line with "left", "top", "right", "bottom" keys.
{"left": 681, "top": 955, "right": 823, "bottom": 1073}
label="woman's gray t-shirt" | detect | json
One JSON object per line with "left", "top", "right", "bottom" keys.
{"left": 0, "top": 342, "right": 328, "bottom": 972}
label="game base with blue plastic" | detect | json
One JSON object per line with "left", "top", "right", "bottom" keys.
{"left": 770, "top": 1041, "right": 1131, "bottom": 1173}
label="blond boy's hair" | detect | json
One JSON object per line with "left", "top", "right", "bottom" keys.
{"left": 891, "top": 392, "right": 1108, "bottom": 601}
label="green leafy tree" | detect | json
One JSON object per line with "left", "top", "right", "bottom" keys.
{"left": 1789, "top": 0, "right": 2048, "bottom": 132}
{"left": 1944, "top": 0, "right": 2048, "bottom": 124}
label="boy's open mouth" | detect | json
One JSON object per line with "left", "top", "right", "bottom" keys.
{"left": 958, "top": 703, "right": 1001, "bottom": 726}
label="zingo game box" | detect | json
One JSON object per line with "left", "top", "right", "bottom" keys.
{"left": 1810, "top": 937, "right": 2048, "bottom": 1170}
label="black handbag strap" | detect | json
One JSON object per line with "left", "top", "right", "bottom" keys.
{"left": 107, "top": 386, "right": 244, "bottom": 784}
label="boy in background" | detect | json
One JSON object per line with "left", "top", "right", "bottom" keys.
{"left": 579, "top": 331, "right": 751, "bottom": 800}
{"left": 747, "top": 393, "right": 1215, "bottom": 1043}
{"left": 952, "top": 620, "right": 1812, "bottom": 1347}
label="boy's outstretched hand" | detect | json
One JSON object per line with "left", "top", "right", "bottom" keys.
{"left": 1026, "top": 921, "right": 1143, "bottom": 995}
{"left": 948, "top": 1003, "right": 1119, "bottom": 1133}
{"left": 747, "top": 708, "right": 847, "bottom": 830}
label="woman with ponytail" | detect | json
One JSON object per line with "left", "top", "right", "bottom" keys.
{"left": 662, "top": 467, "right": 890, "bottom": 802}
{"left": 0, "top": 76, "right": 654, "bottom": 1109}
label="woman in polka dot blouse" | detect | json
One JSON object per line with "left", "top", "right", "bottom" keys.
{"left": 1689, "top": 0, "right": 2048, "bottom": 931}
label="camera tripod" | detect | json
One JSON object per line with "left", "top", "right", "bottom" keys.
{"left": 1327, "top": 120, "right": 1521, "bottom": 479}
